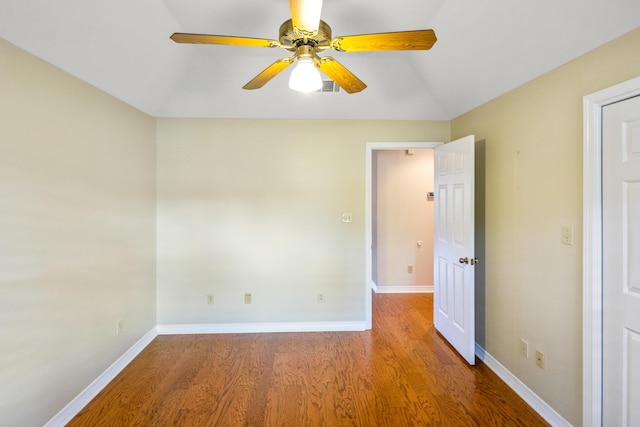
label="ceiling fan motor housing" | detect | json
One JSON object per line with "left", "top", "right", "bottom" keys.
{"left": 279, "top": 19, "right": 332, "bottom": 50}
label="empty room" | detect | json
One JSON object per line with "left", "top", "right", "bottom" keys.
{"left": 1, "top": 1, "right": 640, "bottom": 426}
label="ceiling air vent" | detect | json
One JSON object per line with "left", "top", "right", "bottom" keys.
{"left": 318, "top": 80, "right": 342, "bottom": 93}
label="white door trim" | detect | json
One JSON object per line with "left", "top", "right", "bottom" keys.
{"left": 583, "top": 76, "right": 640, "bottom": 426}
{"left": 365, "top": 142, "right": 443, "bottom": 329}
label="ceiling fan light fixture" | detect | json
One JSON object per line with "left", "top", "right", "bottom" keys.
{"left": 288, "top": 56, "right": 322, "bottom": 93}
{"left": 171, "top": 0, "right": 437, "bottom": 94}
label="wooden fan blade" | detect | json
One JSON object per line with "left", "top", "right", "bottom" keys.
{"left": 331, "top": 29, "right": 436, "bottom": 52}
{"left": 243, "top": 57, "right": 295, "bottom": 90}
{"left": 170, "top": 33, "right": 279, "bottom": 48}
{"left": 290, "top": 0, "right": 323, "bottom": 36}
{"left": 315, "top": 57, "right": 366, "bottom": 94}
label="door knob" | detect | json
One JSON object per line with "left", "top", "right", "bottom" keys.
{"left": 459, "top": 257, "right": 469, "bottom": 264}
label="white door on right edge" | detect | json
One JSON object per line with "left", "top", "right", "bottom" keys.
{"left": 603, "top": 94, "right": 640, "bottom": 426}
{"left": 434, "top": 135, "right": 475, "bottom": 365}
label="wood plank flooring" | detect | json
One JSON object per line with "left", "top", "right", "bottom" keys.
{"left": 69, "top": 293, "right": 549, "bottom": 426}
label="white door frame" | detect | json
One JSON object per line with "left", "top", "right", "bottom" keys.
{"left": 365, "top": 141, "right": 443, "bottom": 329}
{"left": 583, "top": 76, "right": 640, "bottom": 426}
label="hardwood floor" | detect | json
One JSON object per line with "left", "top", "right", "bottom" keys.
{"left": 69, "top": 293, "right": 549, "bottom": 426}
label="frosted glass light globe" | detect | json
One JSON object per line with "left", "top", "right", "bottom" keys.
{"left": 289, "top": 57, "right": 322, "bottom": 93}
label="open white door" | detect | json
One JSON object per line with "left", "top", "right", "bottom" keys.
{"left": 434, "top": 135, "right": 476, "bottom": 365}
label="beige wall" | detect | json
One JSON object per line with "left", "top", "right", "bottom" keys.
{"left": 451, "top": 27, "right": 640, "bottom": 425}
{"left": 0, "top": 39, "right": 157, "bottom": 426}
{"left": 376, "top": 149, "right": 434, "bottom": 288}
{"left": 156, "top": 119, "right": 449, "bottom": 325}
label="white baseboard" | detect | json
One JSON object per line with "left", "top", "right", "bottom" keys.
{"left": 475, "top": 343, "right": 572, "bottom": 427}
{"left": 44, "top": 327, "right": 158, "bottom": 427}
{"left": 373, "top": 285, "right": 433, "bottom": 294}
{"left": 157, "top": 321, "right": 366, "bottom": 335}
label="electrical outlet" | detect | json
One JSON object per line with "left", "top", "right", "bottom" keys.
{"left": 535, "top": 349, "right": 545, "bottom": 369}
{"left": 244, "top": 293, "right": 252, "bottom": 304}
{"left": 519, "top": 339, "right": 529, "bottom": 358}
{"left": 116, "top": 319, "right": 123, "bottom": 336}
{"left": 207, "top": 294, "right": 214, "bottom": 305}
{"left": 408, "top": 265, "right": 413, "bottom": 274}
{"left": 318, "top": 293, "right": 325, "bottom": 303}
{"left": 342, "top": 212, "right": 353, "bottom": 223}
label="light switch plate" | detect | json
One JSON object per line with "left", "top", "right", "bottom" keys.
{"left": 342, "top": 212, "right": 353, "bottom": 223}
{"left": 561, "top": 226, "right": 574, "bottom": 246}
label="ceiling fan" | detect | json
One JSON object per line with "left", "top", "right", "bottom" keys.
{"left": 170, "top": 0, "right": 437, "bottom": 94}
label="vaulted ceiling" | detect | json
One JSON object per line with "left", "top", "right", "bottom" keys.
{"left": 2, "top": 0, "right": 639, "bottom": 120}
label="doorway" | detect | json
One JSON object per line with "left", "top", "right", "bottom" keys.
{"left": 374, "top": 148, "right": 435, "bottom": 293}
{"left": 583, "top": 76, "right": 640, "bottom": 426}
{"left": 365, "top": 142, "right": 442, "bottom": 329}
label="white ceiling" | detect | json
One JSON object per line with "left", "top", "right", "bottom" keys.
{"left": 1, "top": 0, "right": 639, "bottom": 120}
